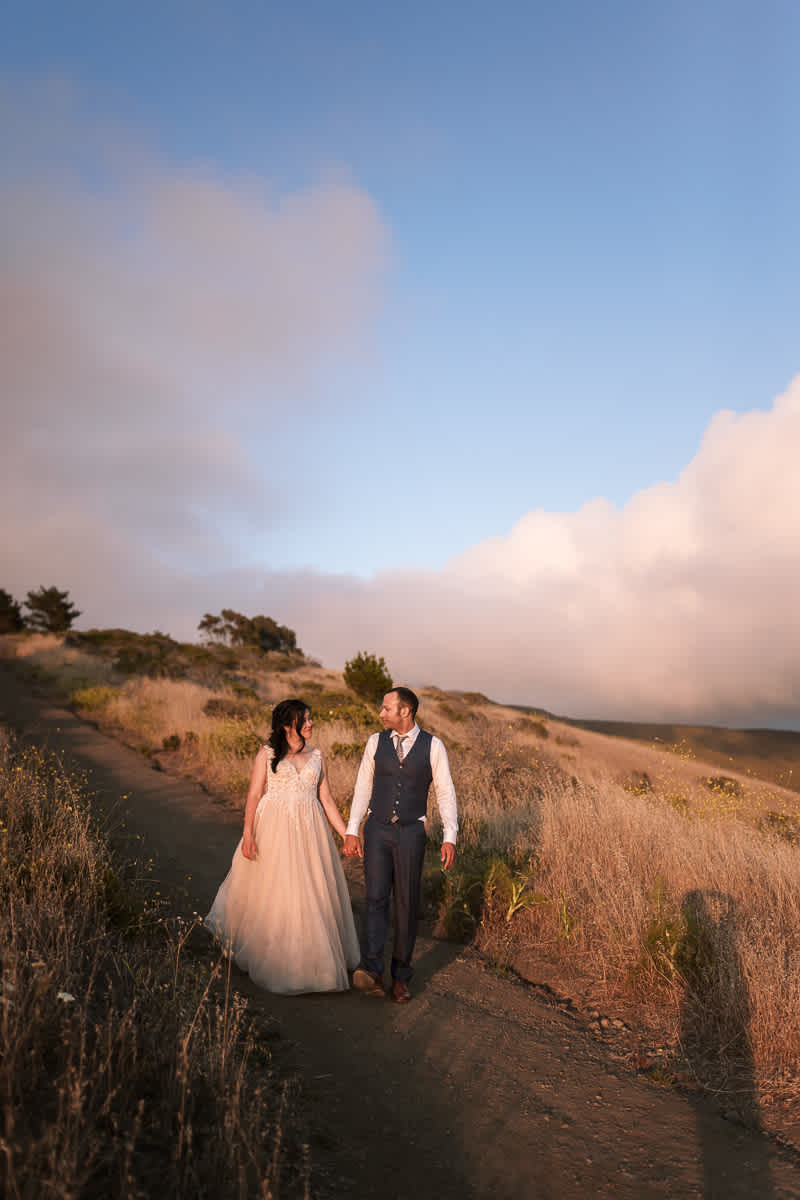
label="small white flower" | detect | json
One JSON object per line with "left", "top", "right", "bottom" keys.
{"left": 57, "top": 991, "right": 76, "bottom": 1004}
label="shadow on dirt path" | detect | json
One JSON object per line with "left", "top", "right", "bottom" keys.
{"left": 2, "top": 663, "right": 800, "bottom": 1199}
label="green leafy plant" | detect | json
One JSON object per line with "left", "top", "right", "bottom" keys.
{"left": 483, "top": 856, "right": 548, "bottom": 922}
{"left": 702, "top": 775, "right": 743, "bottom": 799}
{"left": 761, "top": 809, "right": 800, "bottom": 846}
{"left": 69, "top": 685, "right": 118, "bottom": 713}
{"left": 207, "top": 720, "right": 264, "bottom": 759}
{"left": 198, "top": 610, "right": 298, "bottom": 654}
{"left": 310, "top": 690, "right": 378, "bottom": 727}
{"left": 330, "top": 741, "right": 363, "bottom": 760}
{"left": 632, "top": 875, "right": 685, "bottom": 988}
{"left": 343, "top": 651, "right": 393, "bottom": 705}
{"left": 24, "top": 586, "right": 81, "bottom": 633}
{"left": 0, "top": 588, "right": 26, "bottom": 633}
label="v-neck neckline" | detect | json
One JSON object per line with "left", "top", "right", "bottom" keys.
{"left": 284, "top": 750, "right": 316, "bottom": 776}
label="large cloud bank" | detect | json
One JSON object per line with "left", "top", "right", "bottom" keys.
{"left": 239, "top": 380, "right": 800, "bottom": 728}
{"left": 2, "top": 84, "right": 799, "bottom": 727}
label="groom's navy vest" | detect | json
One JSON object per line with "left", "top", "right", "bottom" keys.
{"left": 370, "top": 729, "right": 433, "bottom": 826}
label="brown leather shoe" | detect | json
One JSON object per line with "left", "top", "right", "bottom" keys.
{"left": 352, "top": 967, "right": 386, "bottom": 997}
{"left": 391, "top": 979, "right": 411, "bottom": 1004}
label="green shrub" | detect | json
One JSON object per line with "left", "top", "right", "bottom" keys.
{"left": 330, "top": 741, "right": 363, "bottom": 760}
{"left": 198, "top": 610, "right": 298, "bottom": 654}
{"left": 483, "top": 857, "right": 548, "bottom": 922}
{"left": 228, "top": 679, "right": 259, "bottom": 700}
{"left": 70, "top": 685, "right": 118, "bottom": 713}
{"left": 0, "top": 588, "right": 25, "bottom": 633}
{"left": 761, "top": 810, "right": 800, "bottom": 846}
{"left": 431, "top": 849, "right": 492, "bottom": 941}
{"left": 702, "top": 775, "right": 743, "bottom": 799}
{"left": 310, "top": 690, "right": 378, "bottom": 728}
{"left": 343, "top": 651, "right": 393, "bottom": 705}
{"left": 207, "top": 720, "right": 264, "bottom": 759}
{"left": 624, "top": 771, "right": 652, "bottom": 796}
{"left": 514, "top": 715, "right": 549, "bottom": 738}
{"left": 162, "top": 733, "right": 181, "bottom": 751}
{"left": 24, "top": 586, "right": 81, "bottom": 633}
{"left": 631, "top": 875, "right": 684, "bottom": 987}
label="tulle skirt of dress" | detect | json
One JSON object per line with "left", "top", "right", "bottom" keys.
{"left": 205, "top": 790, "right": 360, "bottom": 994}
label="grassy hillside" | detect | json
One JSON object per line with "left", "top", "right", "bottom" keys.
{"left": 4, "top": 627, "right": 800, "bottom": 1119}
{"left": 566, "top": 718, "right": 800, "bottom": 795}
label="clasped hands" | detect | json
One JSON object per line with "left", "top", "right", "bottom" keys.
{"left": 342, "top": 832, "right": 455, "bottom": 870}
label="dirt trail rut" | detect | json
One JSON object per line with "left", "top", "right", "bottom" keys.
{"left": 3, "top": 663, "right": 800, "bottom": 1199}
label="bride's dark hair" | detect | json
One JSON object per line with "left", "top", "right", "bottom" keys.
{"left": 268, "top": 698, "right": 309, "bottom": 772}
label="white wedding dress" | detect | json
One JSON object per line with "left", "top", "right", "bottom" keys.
{"left": 205, "top": 747, "right": 359, "bottom": 993}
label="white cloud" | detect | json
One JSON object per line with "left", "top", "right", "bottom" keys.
{"left": 3, "top": 84, "right": 798, "bottom": 727}
{"left": 242, "top": 379, "right": 800, "bottom": 727}
{"left": 2, "top": 79, "right": 387, "bottom": 570}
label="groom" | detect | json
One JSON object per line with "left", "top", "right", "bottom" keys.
{"left": 344, "top": 686, "right": 458, "bottom": 1003}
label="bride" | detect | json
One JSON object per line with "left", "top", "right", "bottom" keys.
{"left": 205, "top": 698, "right": 360, "bottom": 993}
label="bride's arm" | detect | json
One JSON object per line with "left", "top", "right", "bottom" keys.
{"left": 242, "top": 746, "right": 269, "bottom": 860}
{"left": 317, "top": 754, "right": 347, "bottom": 840}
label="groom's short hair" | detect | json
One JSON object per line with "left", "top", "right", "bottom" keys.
{"left": 392, "top": 686, "right": 419, "bottom": 720}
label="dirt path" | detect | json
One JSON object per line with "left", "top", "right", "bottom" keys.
{"left": 3, "top": 663, "right": 800, "bottom": 1199}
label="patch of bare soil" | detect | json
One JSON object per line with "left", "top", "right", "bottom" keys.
{"left": 3, "top": 663, "right": 800, "bottom": 1199}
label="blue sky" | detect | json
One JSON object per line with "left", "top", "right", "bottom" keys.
{"left": 2, "top": 2, "right": 799, "bottom": 723}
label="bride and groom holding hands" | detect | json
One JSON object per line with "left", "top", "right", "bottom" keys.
{"left": 205, "top": 686, "right": 458, "bottom": 1003}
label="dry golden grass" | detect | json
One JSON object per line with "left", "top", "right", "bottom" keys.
{"left": 0, "top": 632, "right": 116, "bottom": 691}
{"left": 0, "top": 731, "right": 307, "bottom": 1199}
{"left": 6, "top": 631, "right": 800, "bottom": 1108}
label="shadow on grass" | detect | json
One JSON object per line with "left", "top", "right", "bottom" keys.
{"left": 679, "top": 889, "right": 774, "bottom": 1200}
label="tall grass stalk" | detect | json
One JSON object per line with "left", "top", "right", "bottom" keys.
{"left": 0, "top": 732, "right": 307, "bottom": 1199}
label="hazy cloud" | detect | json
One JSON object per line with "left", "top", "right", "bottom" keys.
{"left": 3, "top": 83, "right": 798, "bottom": 727}
{"left": 2, "top": 79, "right": 387, "bottom": 569}
{"left": 236, "top": 379, "right": 800, "bottom": 727}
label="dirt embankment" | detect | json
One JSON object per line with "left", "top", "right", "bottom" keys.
{"left": 3, "top": 663, "right": 800, "bottom": 1200}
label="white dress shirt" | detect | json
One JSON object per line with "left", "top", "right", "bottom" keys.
{"left": 346, "top": 724, "right": 458, "bottom": 845}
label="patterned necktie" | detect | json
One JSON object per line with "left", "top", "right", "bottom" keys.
{"left": 396, "top": 734, "right": 406, "bottom": 761}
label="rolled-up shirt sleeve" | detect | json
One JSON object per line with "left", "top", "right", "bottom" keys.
{"left": 346, "top": 731, "right": 380, "bottom": 836}
{"left": 430, "top": 735, "right": 458, "bottom": 845}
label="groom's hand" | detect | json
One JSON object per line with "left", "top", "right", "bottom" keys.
{"left": 343, "top": 834, "right": 363, "bottom": 858}
{"left": 440, "top": 842, "right": 456, "bottom": 870}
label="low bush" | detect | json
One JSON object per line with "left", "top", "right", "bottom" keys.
{"left": 330, "top": 741, "right": 363, "bottom": 761}
{"left": 343, "top": 651, "right": 392, "bottom": 705}
{"left": 202, "top": 696, "right": 259, "bottom": 720}
{"left": 702, "top": 774, "right": 744, "bottom": 798}
{"left": 760, "top": 809, "right": 800, "bottom": 846}
{"left": 310, "top": 689, "right": 379, "bottom": 728}
{"left": 70, "top": 684, "right": 119, "bottom": 713}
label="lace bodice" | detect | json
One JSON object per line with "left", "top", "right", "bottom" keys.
{"left": 256, "top": 747, "right": 323, "bottom": 827}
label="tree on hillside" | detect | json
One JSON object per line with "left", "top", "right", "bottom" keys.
{"left": 0, "top": 589, "right": 26, "bottom": 633}
{"left": 198, "top": 610, "right": 298, "bottom": 654}
{"left": 24, "top": 587, "right": 81, "bottom": 633}
{"left": 344, "top": 651, "right": 393, "bottom": 705}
